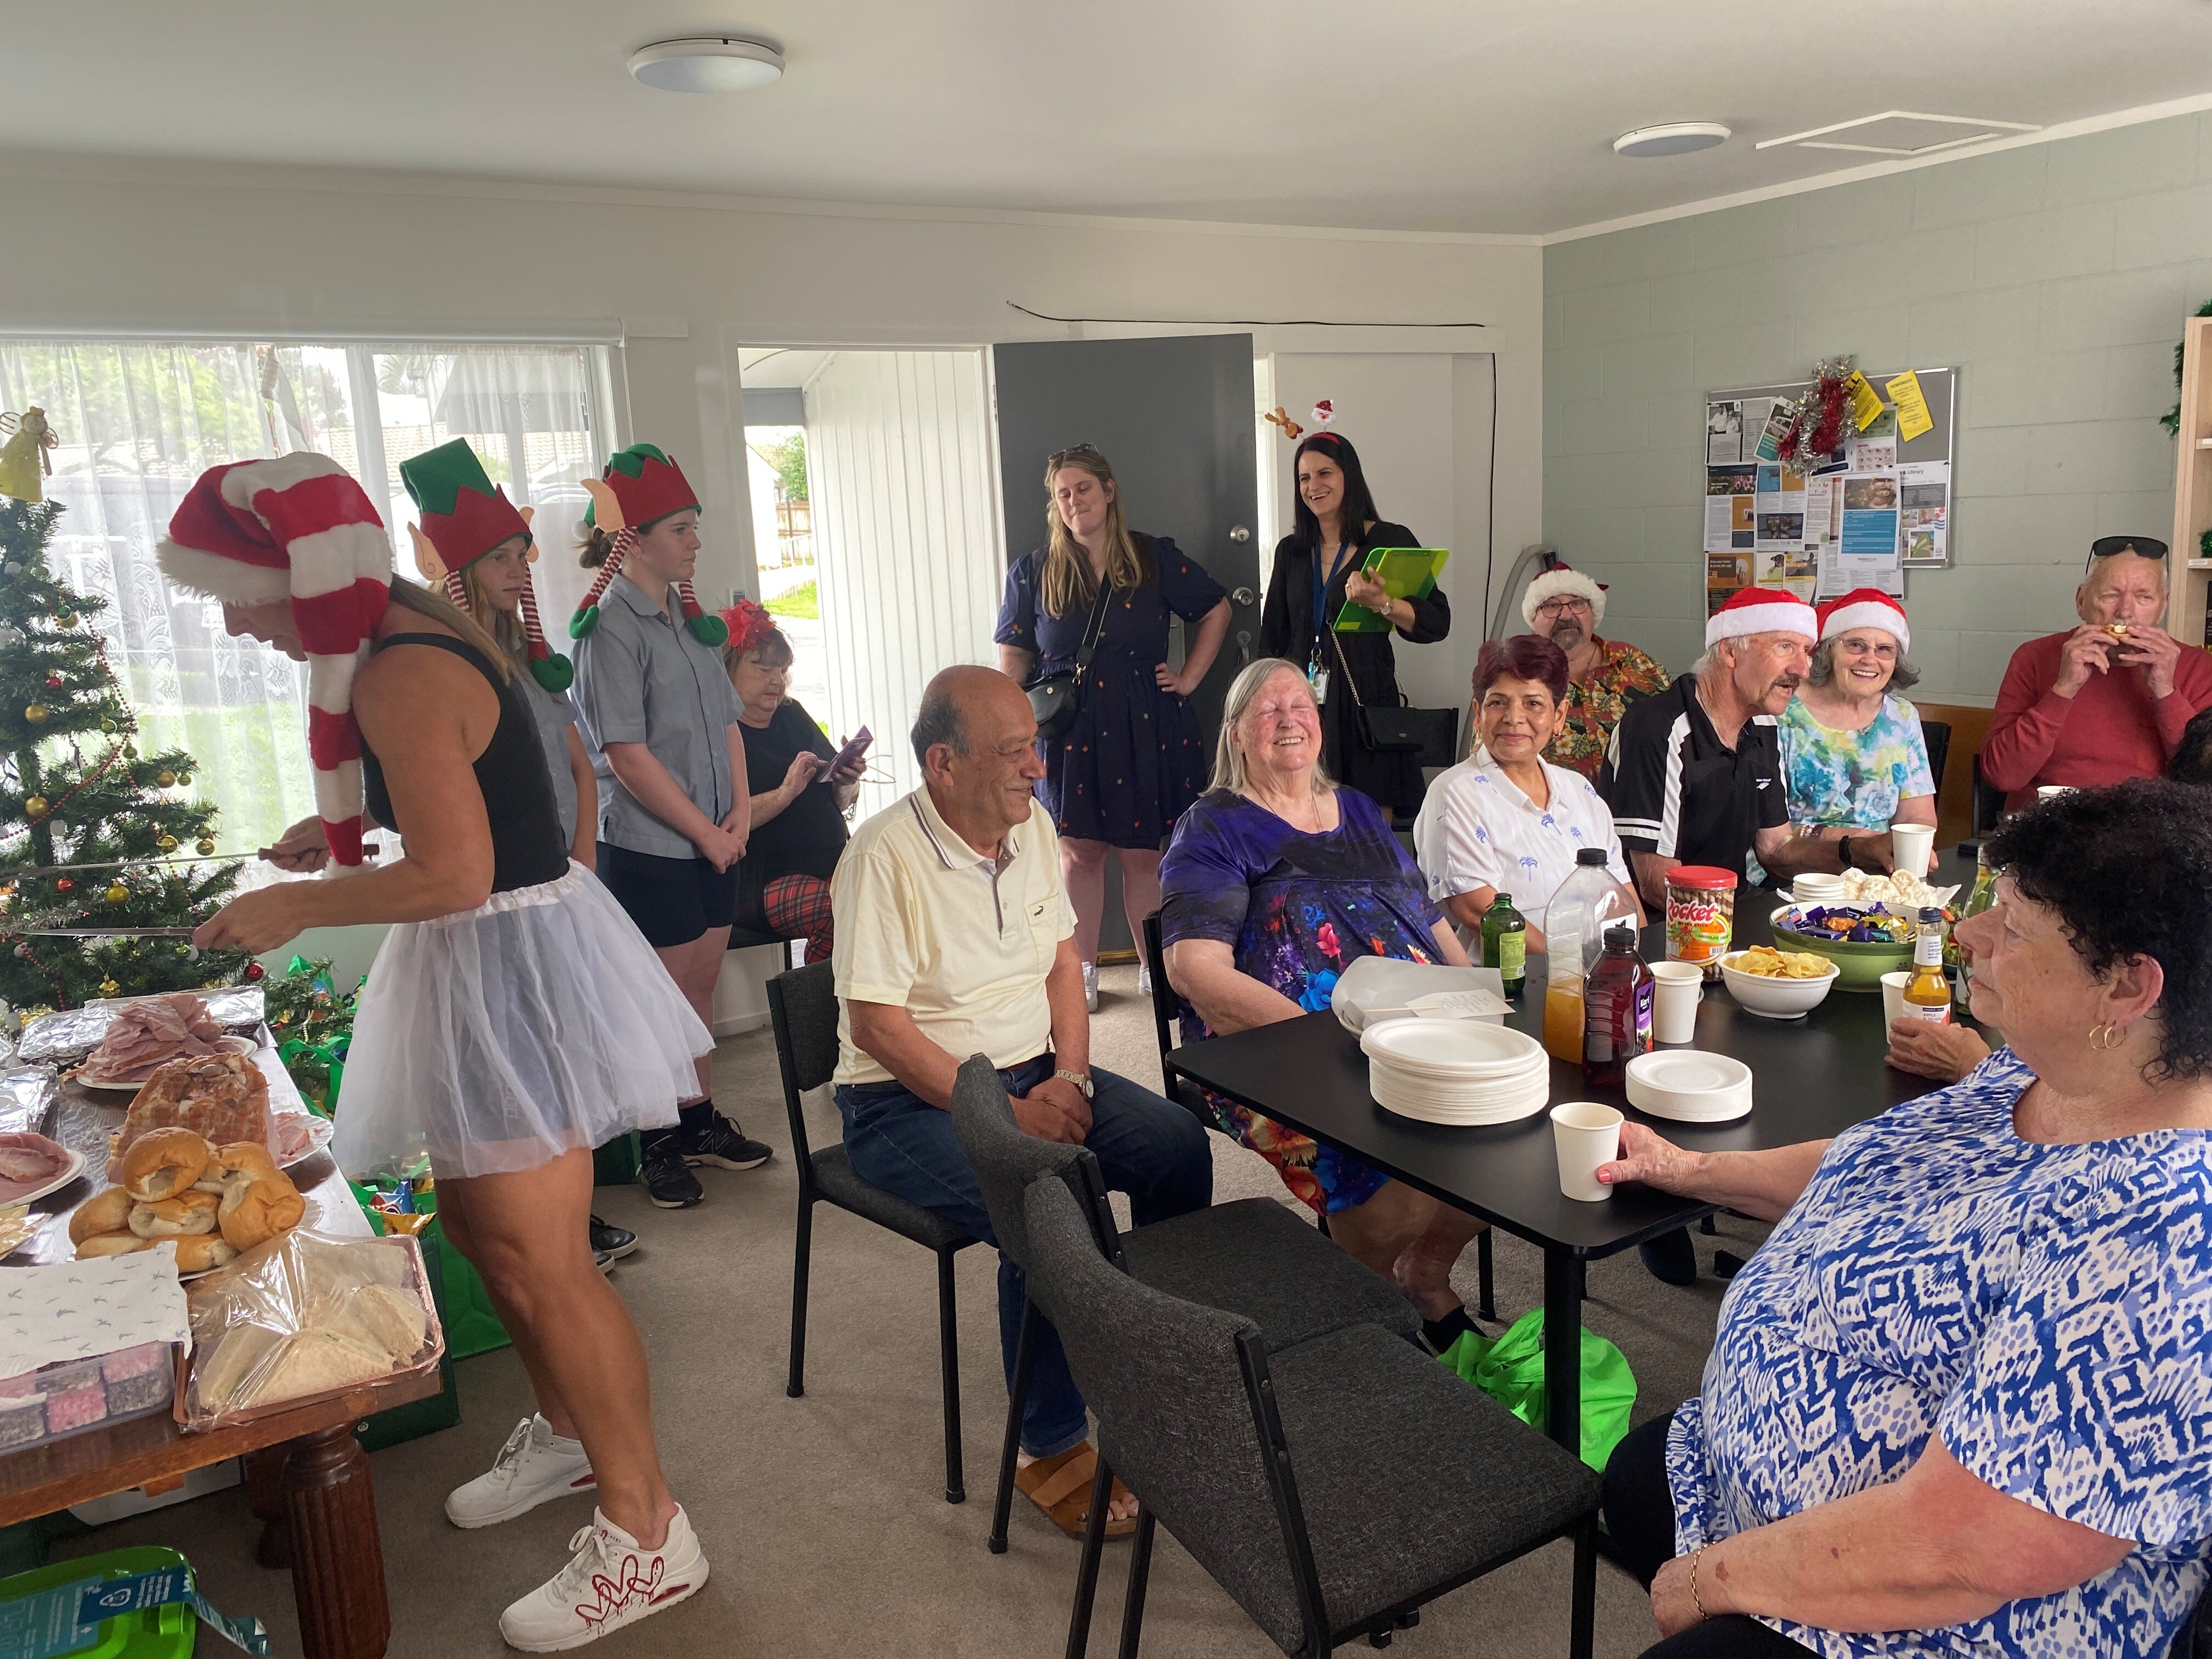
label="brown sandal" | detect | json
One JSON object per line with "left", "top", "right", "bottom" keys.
{"left": 1015, "top": 1441, "right": 1137, "bottom": 1540}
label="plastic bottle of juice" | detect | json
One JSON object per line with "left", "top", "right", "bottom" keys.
{"left": 1902, "top": 906, "right": 1953, "bottom": 1024}
{"left": 1481, "top": 893, "right": 1527, "bottom": 1001}
{"left": 1582, "top": 924, "right": 1654, "bottom": 1087}
{"left": 1543, "top": 922, "right": 1586, "bottom": 1063}
{"left": 1550, "top": 846, "right": 1640, "bottom": 975}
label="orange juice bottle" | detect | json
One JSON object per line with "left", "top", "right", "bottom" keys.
{"left": 1543, "top": 923, "right": 1586, "bottom": 1062}
{"left": 1901, "top": 906, "right": 1952, "bottom": 1024}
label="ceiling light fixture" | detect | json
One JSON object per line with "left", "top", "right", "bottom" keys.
{"left": 1612, "top": 122, "right": 1731, "bottom": 159}
{"left": 628, "top": 36, "right": 785, "bottom": 94}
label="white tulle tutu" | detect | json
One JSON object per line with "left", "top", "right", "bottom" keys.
{"left": 334, "top": 862, "right": 708, "bottom": 1180}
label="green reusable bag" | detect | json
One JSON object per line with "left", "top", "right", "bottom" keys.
{"left": 1438, "top": 1309, "right": 1635, "bottom": 1472}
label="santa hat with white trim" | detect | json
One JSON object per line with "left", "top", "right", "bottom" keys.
{"left": 1815, "top": 587, "right": 1910, "bottom": 655}
{"left": 155, "top": 454, "right": 392, "bottom": 869}
{"left": 1705, "top": 586, "right": 1817, "bottom": 648}
{"left": 1521, "top": 561, "right": 1607, "bottom": 630}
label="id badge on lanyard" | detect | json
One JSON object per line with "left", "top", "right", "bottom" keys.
{"left": 1308, "top": 544, "right": 1338, "bottom": 705}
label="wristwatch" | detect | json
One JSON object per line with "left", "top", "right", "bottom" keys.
{"left": 1837, "top": 835, "right": 1858, "bottom": 871}
{"left": 1053, "top": 1068, "right": 1094, "bottom": 1101}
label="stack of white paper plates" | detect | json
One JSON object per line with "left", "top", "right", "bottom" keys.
{"left": 1361, "top": 1020, "right": 1553, "bottom": 1126}
{"left": 1623, "top": 1051, "right": 1753, "bottom": 1123}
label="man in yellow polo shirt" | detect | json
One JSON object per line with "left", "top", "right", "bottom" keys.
{"left": 832, "top": 666, "right": 1211, "bottom": 1538}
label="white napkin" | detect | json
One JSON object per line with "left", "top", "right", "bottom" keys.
{"left": 0, "top": 1247, "right": 192, "bottom": 1382}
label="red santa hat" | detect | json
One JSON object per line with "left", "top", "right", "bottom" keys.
{"left": 1705, "top": 586, "right": 1816, "bottom": 649}
{"left": 155, "top": 454, "right": 392, "bottom": 869}
{"left": 1521, "top": 562, "right": 1607, "bottom": 630}
{"left": 1815, "top": 588, "right": 1910, "bottom": 655}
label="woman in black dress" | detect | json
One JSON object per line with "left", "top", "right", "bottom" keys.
{"left": 996, "top": 443, "right": 1231, "bottom": 1010}
{"left": 1259, "top": 431, "right": 1449, "bottom": 816}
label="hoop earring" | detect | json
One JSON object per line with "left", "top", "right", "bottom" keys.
{"left": 2090, "top": 1023, "right": 2125, "bottom": 1051}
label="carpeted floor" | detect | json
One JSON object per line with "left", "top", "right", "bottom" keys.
{"left": 54, "top": 963, "right": 1771, "bottom": 1657}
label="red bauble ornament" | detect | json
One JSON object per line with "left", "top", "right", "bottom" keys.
{"left": 244, "top": 961, "right": 266, "bottom": 982}
{"left": 54, "top": 878, "right": 73, "bottom": 893}
{"left": 42, "top": 674, "right": 61, "bottom": 690}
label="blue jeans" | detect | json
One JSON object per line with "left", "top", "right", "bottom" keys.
{"left": 836, "top": 1056, "right": 1212, "bottom": 1458}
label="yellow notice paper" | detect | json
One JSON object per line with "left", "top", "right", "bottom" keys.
{"left": 1845, "top": 371, "right": 1884, "bottom": 432}
{"left": 1885, "top": 370, "right": 1934, "bottom": 442}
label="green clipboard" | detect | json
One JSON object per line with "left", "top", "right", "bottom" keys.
{"left": 1333, "top": 546, "right": 1449, "bottom": 633}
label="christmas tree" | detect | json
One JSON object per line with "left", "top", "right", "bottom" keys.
{"left": 0, "top": 492, "right": 250, "bottom": 1013}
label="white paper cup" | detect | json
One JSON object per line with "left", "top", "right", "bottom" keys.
{"left": 1880, "top": 970, "right": 1912, "bottom": 1029}
{"left": 1551, "top": 1101, "right": 1624, "bottom": 1203}
{"left": 1890, "top": 822, "right": 1934, "bottom": 878}
{"left": 2036, "top": 785, "right": 2073, "bottom": 802}
{"left": 1648, "top": 960, "right": 1703, "bottom": 1043}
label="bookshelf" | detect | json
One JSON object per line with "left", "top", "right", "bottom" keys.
{"left": 2168, "top": 314, "right": 2212, "bottom": 647}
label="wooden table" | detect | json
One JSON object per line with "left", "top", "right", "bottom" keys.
{"left": 2, "top": 1043, "right": 435, "bottom": 1659}
{"left": 1170, "top": 854, "right": 1983, "bottom": 1458}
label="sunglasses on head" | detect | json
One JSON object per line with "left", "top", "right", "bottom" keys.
{"left": 1047, "top": 443, "right": 1106, "bottom": 467}
{"left": 2087, "top": 535, "right": 2168, "bottom": 567}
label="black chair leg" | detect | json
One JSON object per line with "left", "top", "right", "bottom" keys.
{"left": 1700, "top": 1214, "right": 1717, "bottom": 1236}
{"left": 990, "top": 1301, "right": 1039, "bottom": 1554}
{"left": 936, "top": 1246, "right": 966, "bottom": 1504}
{"left": 786, "top": 1197, "right": 813, "bottom": 1399}
{"left": 1569, "top": 1518, "right": 1596, "bottom": 1659}
{"left": 1116, "top": 1508, "right": 1155, "bottom": 1659}
{"left": 1317, "top": 1214, "right": 1331, "bottom": 1239}
{"left": 1476, "top": 1227, "right": 1496, "bottom": 1323}
{"left": 1064, "top": 1452, "right": 1116, "bottom": 1659}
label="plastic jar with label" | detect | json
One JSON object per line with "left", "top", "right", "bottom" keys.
{"left": 1664, "top": 865, "right": 1739, "bottom": 981}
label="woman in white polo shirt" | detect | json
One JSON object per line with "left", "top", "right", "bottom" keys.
{"left": 1413, "top": 634, "right": 1641, "bottom": 952}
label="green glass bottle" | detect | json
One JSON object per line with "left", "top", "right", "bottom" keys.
{"left": 1481, "top": 893, "right": 1527, "bottom": 1000}
{"left": 1956, "top": 843, "right": 1997, "bottom": 989}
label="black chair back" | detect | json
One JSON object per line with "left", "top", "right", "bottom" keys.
{"left": 768, "top": 961, "right": 839, "bottom": 1183}
{"left": 947, "top": 1054, "right": 1086, "bottom": 1272}
{"left": 1406, "top": 707, "right": 1462, "bottom": 772}
{"left": 1971, "top": 753, "right": 2007, "bottom": 838}
{"left": 1918, "top": 719, "right": 1951, "bottom": 811}
{"left": 1140, "top": 912, "right": 1180, "bottom": 1090}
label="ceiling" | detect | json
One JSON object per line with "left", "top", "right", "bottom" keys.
{"left": 8, "top": 1, "right": 2212, "bottom": 235}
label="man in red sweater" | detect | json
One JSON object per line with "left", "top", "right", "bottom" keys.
{"left": 1982, "top": 537, "right": 2212, "bottom": 811}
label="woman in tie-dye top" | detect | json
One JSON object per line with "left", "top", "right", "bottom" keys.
{"left": 1777, "top": 589, "right": 1937, "bottom": 847}
{"left": 1590, "top": 781, "right": 2212, "bottom": 1659}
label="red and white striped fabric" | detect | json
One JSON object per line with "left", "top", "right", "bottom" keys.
{"left": 156, "top": 454, "right": 393, "bottom": 868}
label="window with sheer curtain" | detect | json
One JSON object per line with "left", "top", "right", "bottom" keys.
{"left": 0, "top": 340, "right": 617, "bottom": 857}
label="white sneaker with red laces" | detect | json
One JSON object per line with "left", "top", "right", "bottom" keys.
{"left": 498, "top": 1505, "right": 708, "bottom": 1652}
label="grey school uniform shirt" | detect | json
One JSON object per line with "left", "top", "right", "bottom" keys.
{"left": 572, "top": 574, "right": 745, "bottom": 861}
{"left": 526, "top": 684, "right": 580, "bottom": 847}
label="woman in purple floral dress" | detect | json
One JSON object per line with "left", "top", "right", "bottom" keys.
{"left": 1160, "top": 658, "right": 1491, "bottom": 1347}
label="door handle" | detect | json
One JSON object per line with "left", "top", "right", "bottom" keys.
{"left": 1228, "top": 525, "right": 1251, "bottom": 544}
{"left": 1236, "top": 629, "right": 1252, "bottom": 666}
{"left": 1231, "top": 586, "right": 1256, "bottom": 607}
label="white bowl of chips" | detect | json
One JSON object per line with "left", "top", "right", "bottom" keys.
{"left": 1719, "top": 946, "right": 1840, "bottom": 1019}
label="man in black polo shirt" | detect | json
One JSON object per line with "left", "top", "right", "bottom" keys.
{"left": 1600, "top": 587, "right": 1897, "bottom": 905}
{"left": 1599, "top": 587, "right": 1897, "bottom": 1286}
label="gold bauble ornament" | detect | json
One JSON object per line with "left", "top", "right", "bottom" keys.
{"left": 98, "top": 978, "right": 119, "bottom": 996}
{"left": 155, "top": 769, "right": 176, "bottom": 787}
{"left": 99, "top": 718, "right": 116, "bottom": 733}
{"left": 55, "top": 611, "right": 77, "bottom": 629}
{"left": 155, "top": 833, "right": 178, "bottom": 851}
{"left": 121, "top": 743, "right": 137, "bottom": 759}
{"left": 195, "top": 837, "right": 216, "bottom": 856}
{"left": 175, "top": 772, "right": 192, "bottom": 788}
{"left": 22, "top": 795, "right": 47, "bottom": 817}
{"left": 22, "top": 704, "right": 47, "bottom": 725}
{"left": 104, "top": 883, "right": 129, "bottom": 905}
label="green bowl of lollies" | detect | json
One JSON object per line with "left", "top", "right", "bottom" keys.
{"left": 1768, "top": 902, "right": 1918, "bottom": 991}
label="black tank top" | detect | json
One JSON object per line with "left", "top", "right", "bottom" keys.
{"left": 360, "top": 633, "right": 569, "bottom": 895}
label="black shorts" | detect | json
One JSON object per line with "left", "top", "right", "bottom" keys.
{"left": 596, "top": 842, "right": 740, "bottom": 949}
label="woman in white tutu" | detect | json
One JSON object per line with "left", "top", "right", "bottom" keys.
{"left": 166, "top": 452, "right": 711, "bottom": 1652}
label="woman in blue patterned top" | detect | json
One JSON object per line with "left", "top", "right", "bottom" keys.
{"left": 1592, "top": 779, "right": 2212, "bottom": 1659}
{"left": 1161, "top": 658, "right": 1491, "bottom": 1350}
{"left": 1778, "top": 590, "right": 1936, "bottom": 866}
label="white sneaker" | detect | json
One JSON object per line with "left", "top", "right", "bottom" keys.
{"left": 448, "top": 1415, "right": 597, "bottom": 1530}
{"left": 1082, "top": 960, "right": 1099, "bottom": 1013}
{"left": 498, "top": 1504, "right": 708, "bottom": 1652}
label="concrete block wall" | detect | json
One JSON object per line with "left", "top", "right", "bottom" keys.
{"left": 1544, "top": 112, "right": 2212, "bottom": 700}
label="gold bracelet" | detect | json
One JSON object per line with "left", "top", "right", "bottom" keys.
{"left": 1689, "top": 1547, "right": 1709, "bottom": 1621}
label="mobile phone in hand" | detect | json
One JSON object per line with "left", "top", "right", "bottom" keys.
{"left": 820, "top": 726, "right": 872, "bottom": 781}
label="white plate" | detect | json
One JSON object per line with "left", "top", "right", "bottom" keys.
{"left": 72, "top": 1034, "right": 258, "bottom": 1093}
{"left": 1625, "top": 1051, "right": 1753, "bottom": 1122}
{"left": 0, "top": 1147, "right": 88, "bottom": 1210}
{"left": 1361, "top": 1020, "right": 1547, "bottom": 1076}
{"left": 274, "top": 1113, "right": 335, "bottom": 1170}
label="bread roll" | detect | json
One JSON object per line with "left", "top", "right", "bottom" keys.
{"left": 67, "top": 1186, "right": 136, "bottom": 1245}
{"left": 75, "top": 1231, "right": 152, "bottom": 1258}
{"left": 205, "top": 1141, "right": 281, "bottom": 1187}
{"left": 218, "top": 1175, "right": 304, "bottom": 1250}
{"left": 195, "top": 1322, "right": 284, "bottom": 1411}
{"left": 170, "top": 1234, "right": 240, "bottom": 1273}
{"left": 128, "top": 1189, "right": 220, "bottom": 1239}
{"left": 122, "top": 1127, "right": 211, "bottom": 1203}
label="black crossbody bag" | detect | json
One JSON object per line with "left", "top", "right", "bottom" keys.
{"left": 1025, "top": 584, "right": 1111, "bottom": 740}
{"left": 1329, "top": 624, "right": 1423, "bottom": 752}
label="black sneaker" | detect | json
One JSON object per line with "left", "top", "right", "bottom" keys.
{"left": 639, "top": 1138, "right": 704, "bottom": 1209}
{"left": 590, "top": 1216, "right": 638, "bottom": 1261}
{"left": 683, "top": 1113, "right": 772, "bottom": 1171}
{"left": 594, "top": 1248, "right": 616, "bottom": 1274}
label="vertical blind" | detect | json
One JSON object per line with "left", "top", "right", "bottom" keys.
{"left": 0, "top": 340, "right": 614, "bottom": 857}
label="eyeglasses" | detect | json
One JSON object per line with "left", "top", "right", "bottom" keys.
{"left": 2087, "top": 535, "right": 2168, "bottom": 567}
{"left": 1047, "top": 443, "right": 1107, "bottom": 468}
{"left": 1535, "top": 597, "right": 1592, "bottom": 617}
{"left": 1832, "top": 639, "right": 1898, "bottom": 662}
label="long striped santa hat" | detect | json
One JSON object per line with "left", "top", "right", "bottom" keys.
{"left": 155, "top": 454, "right": 392, "bottom": 868}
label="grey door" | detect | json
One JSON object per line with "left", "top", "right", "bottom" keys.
{"left": 991, "top": 334, "right": 1260, "bottom": 742}
{"left": 991, "top": 334, "right": 1260, "bottom": 961}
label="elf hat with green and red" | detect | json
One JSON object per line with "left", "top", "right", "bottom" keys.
{"left": 571, "top": 444, "right": 727, "bottom": 646}
{"left": 398, "top": 439, "right": 571, "bottom": 692}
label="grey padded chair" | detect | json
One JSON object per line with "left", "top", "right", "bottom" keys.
{"left": 770, "top": 961, "right": 978, "bottom": 1504}
{"left": 945, "top": 1055, "right": 1424, "bottom": 1554}
{"left": 1022, "top": 1176, "right": 1600, "bottom": 1659}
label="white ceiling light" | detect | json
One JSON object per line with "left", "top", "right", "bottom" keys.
{"left": 628, "top": 36, "right": 785, "bottom": 94}
{"left": 1613, "top": 122, "right": 1731, "bottom": 159}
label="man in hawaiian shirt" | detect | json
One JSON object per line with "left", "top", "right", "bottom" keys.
{"left": 1518, "top": 562, "right": 1669, "bottom": 778}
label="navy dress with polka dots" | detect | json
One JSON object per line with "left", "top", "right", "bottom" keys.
{"left": 996, "top": 534, "right": 1226, "bottom": 850}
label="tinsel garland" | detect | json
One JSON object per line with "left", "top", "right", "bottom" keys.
{"left": 1775, "top": 356, "right": 1858, "bottom": 476}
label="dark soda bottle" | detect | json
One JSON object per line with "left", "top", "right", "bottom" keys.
{"left": 1481, "top": 893, "right": 1527, "bottom": 1000}
{"left": 1582, "top": 923, "right": 1654, "bottom": 1087}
